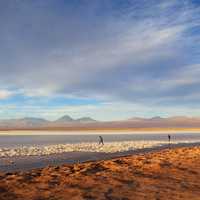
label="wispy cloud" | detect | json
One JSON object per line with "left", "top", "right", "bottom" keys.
{"left": 0, "top": 0, "right": 200, "bottom": 119}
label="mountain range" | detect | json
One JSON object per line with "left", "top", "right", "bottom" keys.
{"left": 0, "top": 115, "right": 97, "bottom": 129}
{"left": 0, "top": 115, "right": 200, "bottom": 130}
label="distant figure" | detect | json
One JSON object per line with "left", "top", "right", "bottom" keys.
{"left": 168, "top": 134, "right": 171, "bottom": 147}
{"left": 99, "top": 136, "right": 104, "bottom": 145}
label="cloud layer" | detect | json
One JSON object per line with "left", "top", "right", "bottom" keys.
{"left": 0, "top": 0, "right": 200, "bottom": 120}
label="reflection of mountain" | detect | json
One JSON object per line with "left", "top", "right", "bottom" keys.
{"left": 0, "top": 116, "right": 200, "bottom": 130}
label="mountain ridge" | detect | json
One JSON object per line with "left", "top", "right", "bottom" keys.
{"left": 0, "top": 116, "right": 200, "bottom": 130}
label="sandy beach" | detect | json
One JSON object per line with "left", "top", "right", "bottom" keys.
{"left": 0, "top": 145, "right": 200, "bottom": 200}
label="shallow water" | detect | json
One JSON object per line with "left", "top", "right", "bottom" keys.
{"left": 0, "top": 132, "right": 200, "bottom": 157}
{"left": 1, "top": 132, "right": 200, "bottom": 148}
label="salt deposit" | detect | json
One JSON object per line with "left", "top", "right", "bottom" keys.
{"left": 0, "top": 140, "right": 199, "bottom": 157}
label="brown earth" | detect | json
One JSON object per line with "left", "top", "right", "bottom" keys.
{"left": 0, "top": 146, "right": 200, "bottom": 200}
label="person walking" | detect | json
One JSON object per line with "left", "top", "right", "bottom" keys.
{"left": 99, "top": 136, "right": 104, "bottom": 145}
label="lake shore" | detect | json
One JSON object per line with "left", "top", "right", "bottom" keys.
{"left": 0, "top": 142, "right": 199, "bottom": 173}
{"left": 1, "top": 128, "right": 200, "bottom": 135}
{"left": 0, "top": 144, "right": 200, "bottom": 200}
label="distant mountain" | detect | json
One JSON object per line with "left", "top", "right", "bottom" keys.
{"left": 0, "top": 117, "right": 49, "bottom": 128}
{"left": 20, "top": 117, "right": 49, "bottom": 125}
{"left": 0, "top": 115, "right": 200, "bottom": 130}
{"left": 125, "top": 116, "right": 200, "bottom": 128}
{"left": 75, "top": 117, "right": 96, "bottom": 123}
{"left": 55, "top": 115, "right": 74, "bottom": 123}
{"left": 150, "top": 116, "right": 163, "bottom": 121}
{"left": 129, "top": 116, "right": 164, "bottom": 121}
{"left": 54, "top": 115, "right": 96, "bottom": 123}
{"left": 128, "top": 117, "right": 145, "bottom": 121}
{"left": 0, "top": 115, "right": 97, "bottom": 129}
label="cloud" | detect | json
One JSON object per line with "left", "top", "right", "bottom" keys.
{"left": 0, "top": 0, "right": 199, "bottom": 119}
{"left": 0, "top": 90, "right": 13, "bottom": 99}
{"left": 1, "top": 101, "right": 200, "bottom": 121}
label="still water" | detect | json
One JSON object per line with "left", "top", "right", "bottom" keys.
{"left": 0, "top": 132, "right": 200, "bottom": 148}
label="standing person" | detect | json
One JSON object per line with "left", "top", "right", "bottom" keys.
{"left": 168, "top": 134, "right": 171, "bottom": 147}
{"left": 99, "top": 136, "right": 104, "bottom": 145}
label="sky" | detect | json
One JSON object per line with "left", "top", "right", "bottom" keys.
{"left": 0, "top": 0, "right": 200, "bottom": 121}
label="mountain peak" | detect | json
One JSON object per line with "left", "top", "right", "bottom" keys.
{"left": 56, "top": 115, "right": 74, "bottom": 122}
{"left": 150, "top": 116, "right": 163, "bottom": 120}
{"left": 76, "top": 117, "right": 96, "bottom": 123}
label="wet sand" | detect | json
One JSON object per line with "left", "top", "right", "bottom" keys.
{"left": 0, "top": 145, "right": 200, "bottom": 200}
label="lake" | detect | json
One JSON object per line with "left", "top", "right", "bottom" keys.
{"left": 0, "top": 132, "right": 200, "bottom": 157}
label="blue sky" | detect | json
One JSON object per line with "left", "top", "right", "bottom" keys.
{"left": 0, "top": 0, "right": 200, "bottom": 121}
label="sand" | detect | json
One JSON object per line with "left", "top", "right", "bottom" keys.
{"left": 1, "top": 128, "right": 200, "bottom": 135}
{"left": 0, "top": 146, "right": 200, "bottom": 200}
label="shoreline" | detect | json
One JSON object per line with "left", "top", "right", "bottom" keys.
{"left": 0, "top": 142, "right": 199, "bottom": 173}
{"left": 0, "top": 128, "right": 200, "bottom": 135}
